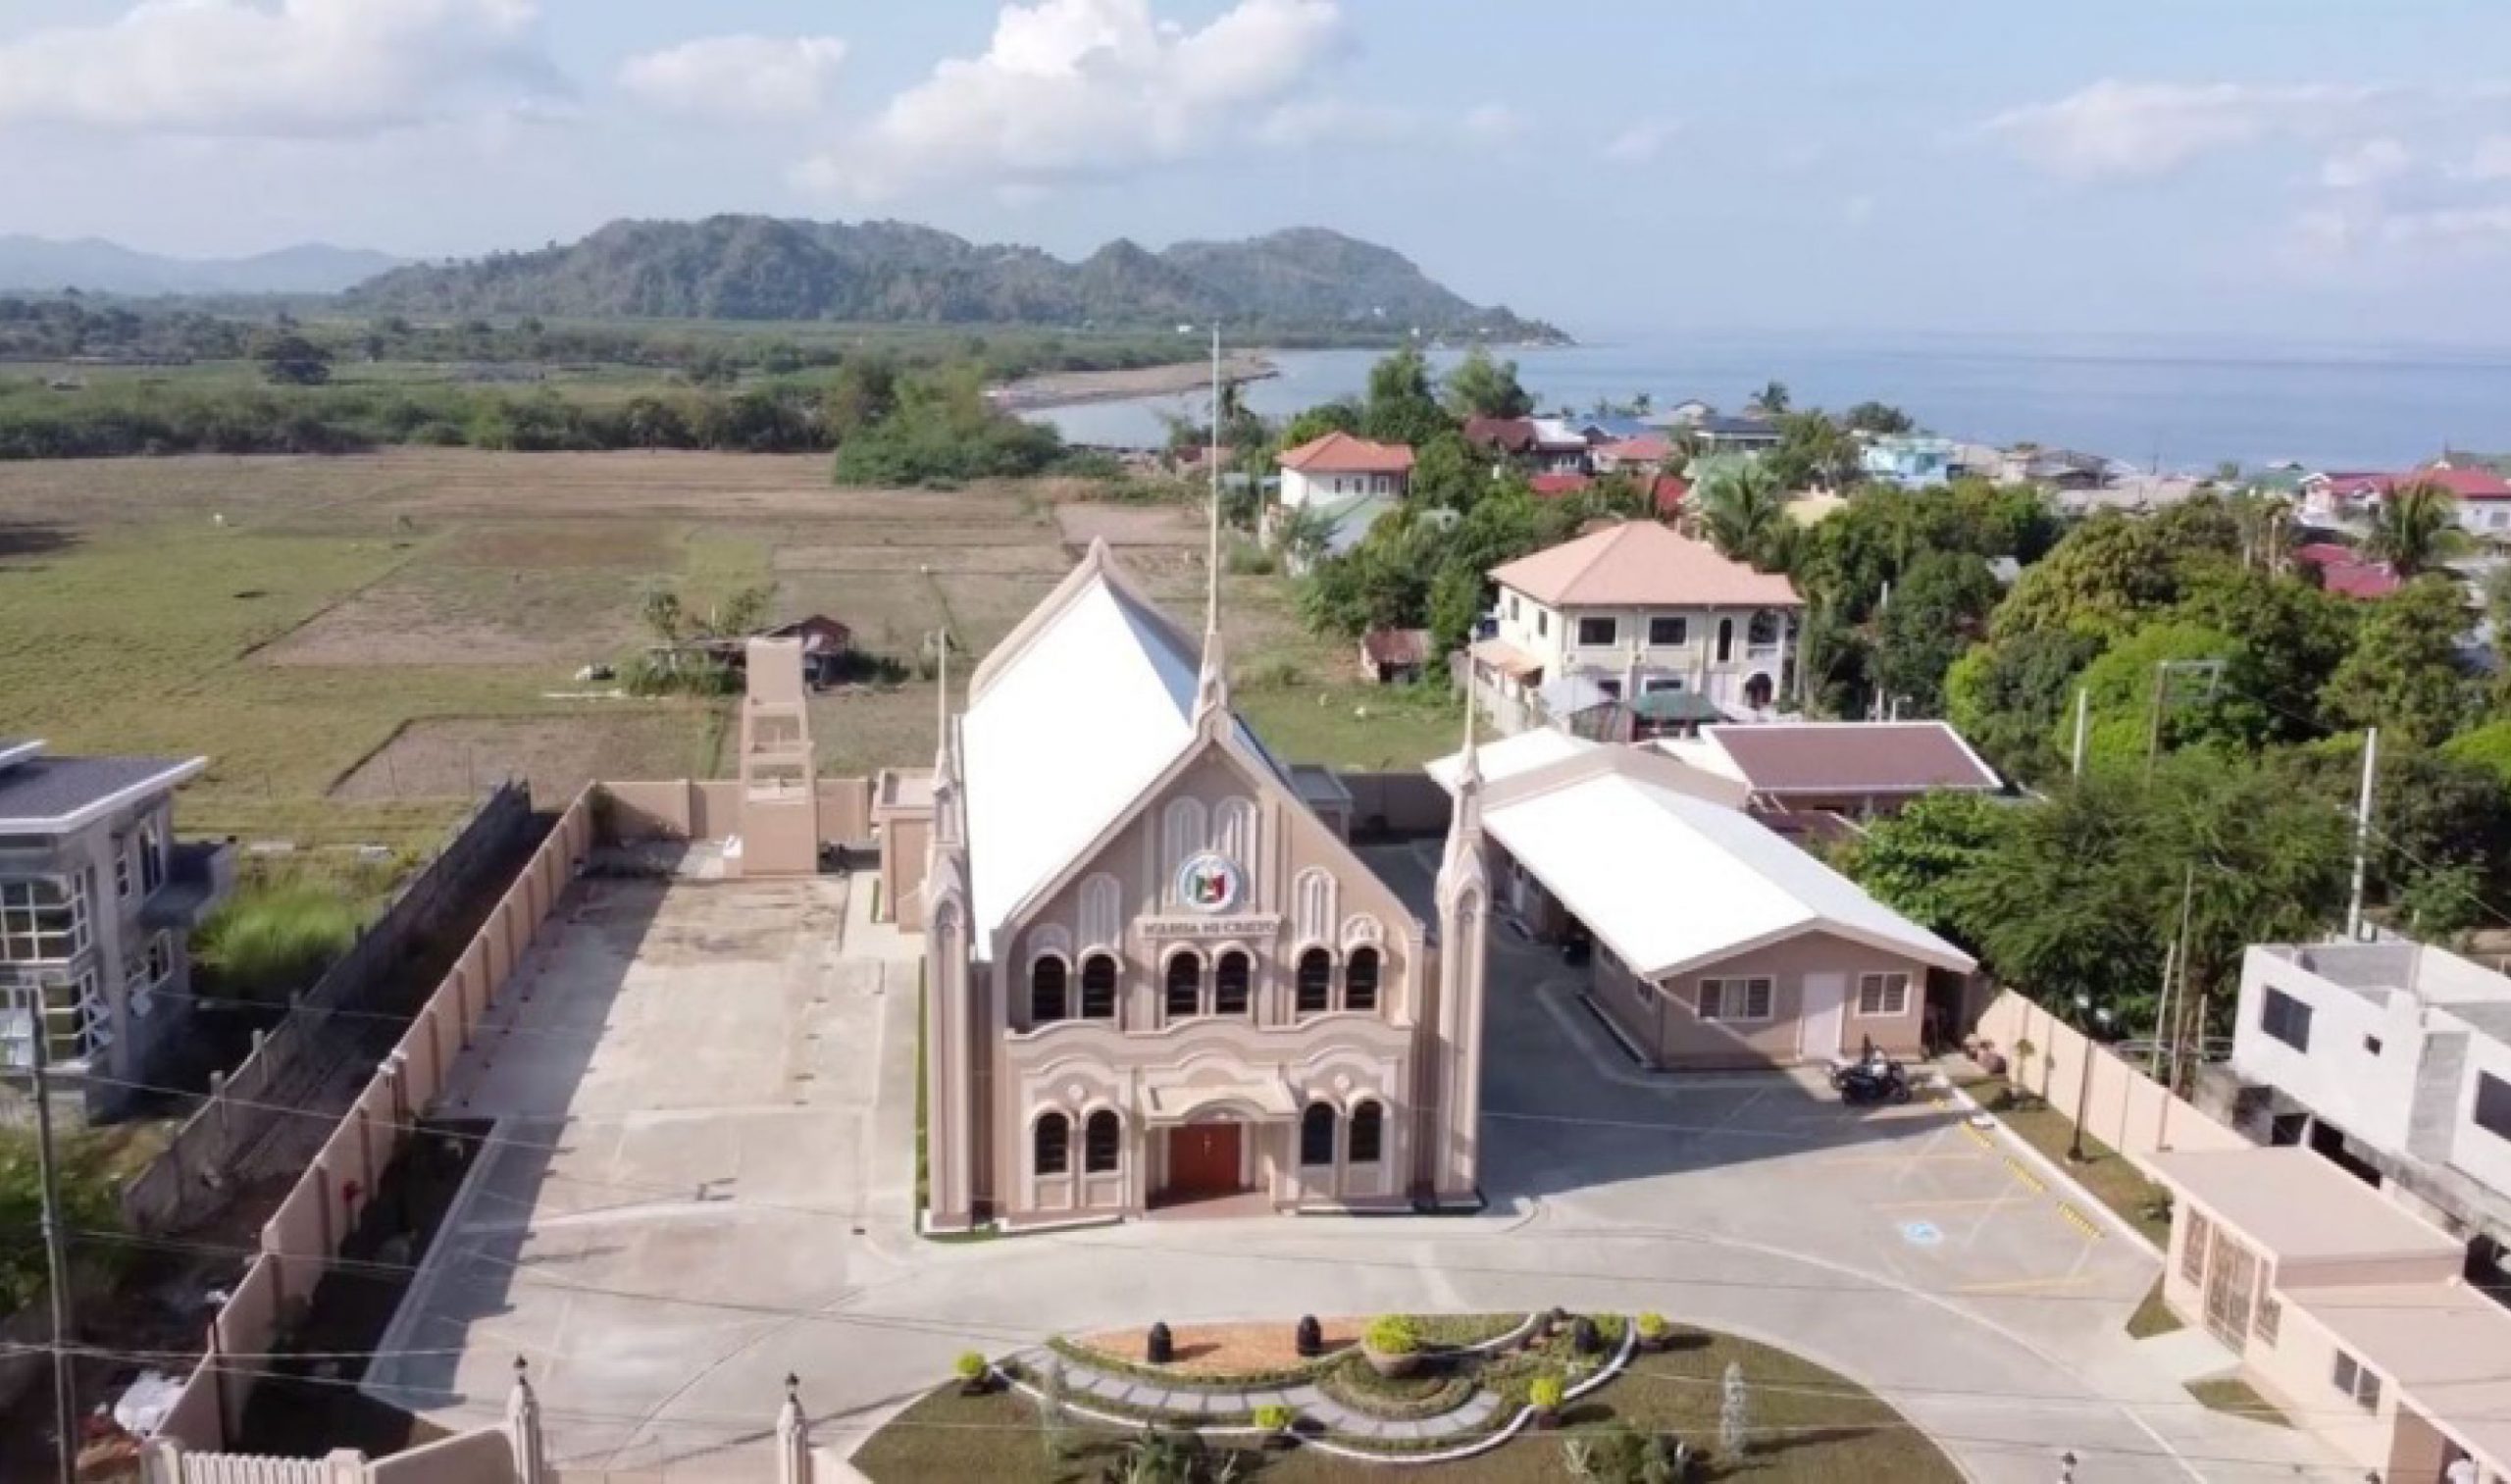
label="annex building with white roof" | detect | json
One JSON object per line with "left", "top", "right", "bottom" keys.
{"left": 1428, "top": 731, "right": 1974, "bottom": 1069}
{"left": 893, "top": 537, "right": 1491, "bottom": 1233}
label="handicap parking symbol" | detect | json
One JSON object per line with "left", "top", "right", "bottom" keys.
{"left": 1900, "top": 1220, "right": 1944, "bottom": 1248}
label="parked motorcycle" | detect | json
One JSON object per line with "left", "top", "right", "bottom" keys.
{"left": 1831, "top": 1055, "right": 1912, "bottom": 1105}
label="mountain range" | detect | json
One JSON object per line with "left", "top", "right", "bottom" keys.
{"left": 342, "top": 217, "right": 1562, "bottom": 339}
{"left": 0, "top": 235, "right": 405, "bottom": 296}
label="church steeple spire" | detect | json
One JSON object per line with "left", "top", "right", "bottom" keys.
{"left": 1194, "top": 323, "right": 1231, "bottom": 728}
{"left": 1439, "top": 699, "right": 1485, "bottom": 901}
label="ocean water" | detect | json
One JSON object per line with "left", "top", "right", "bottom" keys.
{"left": 1024, "top": 333, "right": 2511, "bottom": 472}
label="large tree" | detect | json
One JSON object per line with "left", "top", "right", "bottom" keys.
{"left": 1943, "top": 628, "right": 2106, "bottom": 782}
{"left": 1360, "top": 347, "right": 1450, "bottom": 446}
{"left": 2364, "top": 480, "right": 2467, "bottom": 577}
{"left": 2320, "top": 576, "right": 2478, "bottom": 746}
{"left": 1872, "top": 550, "right": 2002, "bottom": 716}
{"left": 1439, "top": 347, "right": 1534, "bottom": 420}
{"left": 1691, "top": 457, "right": 1788, "bottom": 568}
{"left": 1834, "top": 791, "right": 2005, "bottom": 945}
{"left": 1766, "top": 411, "right": 1863, "bottom": 492}
{"left": 2064, "top": 621, "right": 2271, "bottom": 773}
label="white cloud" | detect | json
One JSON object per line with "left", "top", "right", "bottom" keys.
{"left": 1460, "top": 103, "right": 1522, "bottom": 144}
{"left": 1982, "top": 78, "right": 2376, "bottom": 179}
{"left": 0, "top": 0, "right": 562, "bottom": 138}
{"left": 1603, "top": 118, "right": 1680, "bottom": 165}
{"left": 619, "top": 34, "right": 846, "bottom": 123}
{"left": 2320, "top": 136, "right": 2411, "bottom": 189}
{"left": 2465, "top": 135, "right": 2511, "bottom": 181}
{"left": 1254, "top": 98, "right": 1419, "bottom": 148}
{"left": 2376, "top": 203, "right": 2511, "bottom": 250}
{"left": 796, "top": 0, "right": 1343, "bottom": 199}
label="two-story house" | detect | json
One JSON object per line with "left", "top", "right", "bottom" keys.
{"left": 1858, "top": 435, "right": 1964, "bottom": 489}
{"left": 2218, "top": 937, "right": 2511, "bottom": 1253}
{"left": 1468, "top": 520, "right": 1802, "bottom": 732}
{"left": 1, "top": 739, "right": 231, "bottom": 1117}
{"left": 914, "top": 537, "right": 1489, "bottom": 1233}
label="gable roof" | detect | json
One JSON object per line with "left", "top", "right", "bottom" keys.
{"left": 1488, "top": 520, "right": 1802, "bottom": 609}
{"left": 1279, "top": 431, "right": 1415, "bottom": 475}
{"left": 1429, "top": 744, "right": 1969, "bottom": 980}
{"left": 1668, "top": 722, "right": 2003, "bottom": 797}
{"left": 960, "top": 545, "right": 1286, "bottom": 939}
{"left": 1462, "top": 417, "right": 1537, "bottom": 454}
{"left": 1598, "top": 435, "right": 1674, "bottom": 464}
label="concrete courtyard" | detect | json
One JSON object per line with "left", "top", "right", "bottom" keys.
{"left": 365, "top": 856, "right": 2348, "bottom": 1482}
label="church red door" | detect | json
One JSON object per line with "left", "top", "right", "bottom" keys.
{"left": 1165, "top": 1123, "right": 1243, "bottom": 1200}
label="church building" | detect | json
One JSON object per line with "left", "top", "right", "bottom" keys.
{"left": 900, "top": 532, "right": 1490, "bottom": 1233}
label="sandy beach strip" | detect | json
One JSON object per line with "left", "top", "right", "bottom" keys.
{"left": 991, "top": 349, "right": 1279, "bottom": 411}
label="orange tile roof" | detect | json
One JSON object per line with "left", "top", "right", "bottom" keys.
{"left": 1278, "top": 431, "right": 1416, "bottom": 475}
{"left": 1489, "top": 520, "right": 1801, "bottom": 609}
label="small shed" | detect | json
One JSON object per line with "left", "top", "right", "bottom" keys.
{"left": 1358, "top": 628, "right": 1432, "bottom": 686}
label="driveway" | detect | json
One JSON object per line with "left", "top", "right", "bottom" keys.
{"left": 366, "top": 858, "right": 2345, "bottom": 1483}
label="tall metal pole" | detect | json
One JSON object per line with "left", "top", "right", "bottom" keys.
{"left": 2144, "top": 659, "right": 2169, "bottom": 779}
{"left": 2070, "top": 686, "right": 2089, "bottom": 780}
{"left": 2346, "top": 727, "right": 2380, "bottom": 942}
{"left": 29, "top": 1012, "right": 79, "bottom": 1484}
{"left": 2151, "top": 862, "right": 2195, "bottom": 1084}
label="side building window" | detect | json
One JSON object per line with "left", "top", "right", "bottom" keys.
{"left": 1165, "top": 951, "right": 1204, "bottom": 1020}
{"left": 2260, "top": 988, "right": 2313, "bottom": 1052}
{"left": 1300, "top": 1103, "right": 1337, "bottom": 1168}
{"left": 1079, "top": 954, "right": 1118, "bottom": 1020}
{"left": 2476, "top": 1073, "right": 2511, "bottom": 1141}
{"left": 1857, "top": 973, "right": 1910, "bottom": 1016}
{"left": 1034, "top": 1112, "right": 1071, "bottom": 1177}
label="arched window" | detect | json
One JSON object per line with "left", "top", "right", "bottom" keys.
{"left": 1165, "top": 950, "right": 1204, "bottom": 1019}
{"left": 1748, "top": 609, "right": 1780, "bottom": 648}
{"left": 1744, "top": 673, "right": 1774, "bottom": 709}
{"left": 1034, "top": 1112, "right": 1070, "bottom": 1176}
{"left": 1079, "top": 953, "right": 1118, "bottom": 1020}
{"left": 1030, "top": 957, "right": 1068, "bottom": 1025}
{"left": 1716, "top": 617, "right": 1735, "bottom": 664}
{"left": 1344, "top": 947, "right": 1381, "bottom": 1012}
{"left": 1296, "top": 948, "right": 1333, "bottom": 1015}
{"left": 1349, "top": 1100, "right": 1385, "bottom": 1164}
{"left": 1300, "top": 1102, "right": 1338, "bottom": 1167}
{"left": 1084, "top": 1110, "right": 1121, "bottom": 1174}
{"left": 1215, "top": 950, "right": 1253, "bottom": 1016}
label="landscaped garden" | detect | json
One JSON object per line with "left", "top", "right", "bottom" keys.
{"left": 850, "top": 1311, "right": 1961, "bottom": 1482}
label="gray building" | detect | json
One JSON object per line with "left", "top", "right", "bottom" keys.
{"left": 1, "top": 739, "right": 231, "bottom": 1117}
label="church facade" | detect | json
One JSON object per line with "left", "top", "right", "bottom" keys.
{"left": 911, "top": 540, "right": 1490, "bottom": 1233}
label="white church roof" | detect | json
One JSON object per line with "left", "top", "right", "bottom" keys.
{"left": 958, "top": 547, "right": 1282, "bottom": 943}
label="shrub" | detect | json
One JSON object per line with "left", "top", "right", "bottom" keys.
{"left": 1254, "top": 1404, "right": 1295, "bottom": 1433}
{"left": 1635, "top": 1311, "right": 1667, "bottom": 1339}
{"left": 1363, "top": 1315, "right": 1422, "bottom": 1356}
{"left": 195, "top": 881, "right": 361, "bottom": 1002}
{"left": 1527, "top": 1373, "right": 1565, "bottom": 1412}
{"left": 953, "top": 1352, "right": 987, "bottom": 1381}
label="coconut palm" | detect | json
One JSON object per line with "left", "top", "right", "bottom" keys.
{"left": 1692, "top": 458, "right": 1789, "bottom": 567}
{"left": 2364, "top": 479, "right": 2468, "bottom": 577}
{"left": 1749, "top": 380, "right": 1792, "bottom": 415}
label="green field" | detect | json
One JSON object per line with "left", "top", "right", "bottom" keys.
{"left": 0, "top": 450, "right": 1442, "bottom": 854}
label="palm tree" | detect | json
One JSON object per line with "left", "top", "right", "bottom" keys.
{"left": 1749, "top": 381, "right": 1792, "bottom": 416}
{"left": 1693, "top": 458, "right": 1788, "bottom": 567}
{"left": 2364, "top": 479, "right": 2467, "bottom": 577}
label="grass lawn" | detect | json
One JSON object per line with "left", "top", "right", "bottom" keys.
{"left": 1960, "top": 1078, "right": 2175, "bottom": 1247}
{"left": 2184, "top": 1377, "right": 2292, "bottom": 1428}
{"left": 853, "top": 1328, "right": 1961, "bottom": 1483}
{"left": 2127, "top": 1278, "right": 2185, "bottom": 1339}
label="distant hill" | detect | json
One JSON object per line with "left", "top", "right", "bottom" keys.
{"left": 344, "top": 217, "right": 1563, "bottom": 340}
{"left": 0, "top": 235, "right": 405, "bottom": 296}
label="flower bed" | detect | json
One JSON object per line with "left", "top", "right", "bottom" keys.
{"left": 1317, "top": 1356, "right": 1480, "bottom": 1422}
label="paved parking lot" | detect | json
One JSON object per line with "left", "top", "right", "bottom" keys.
{"left": 363, "top": 853, "right": 2345, "bottom": 1482}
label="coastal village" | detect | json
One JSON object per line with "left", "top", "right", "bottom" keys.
{"left": 13, "top": 338, "right": 2511, "bottom": 1484}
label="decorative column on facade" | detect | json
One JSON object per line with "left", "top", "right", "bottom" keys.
{"left": 923, "top": 651, "right": 980, "bottom": 1232}
{"left": 1428, "top": 704, "right": 1490, "bottom": 1206}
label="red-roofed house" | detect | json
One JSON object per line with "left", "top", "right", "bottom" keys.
{"left": 1462, "top": 417, "right": 1537, "bottom": 457}
{"left": 2302, "top": 463, "right": 2511, "bottom": 536}
{"left": 1528, "top": 473, "right": 1592, "bottom": 497}
{"left": 2292, "top": 541, "right": 2403, "bottom": 600}
{"left": 1593, "top": 435, "right": 1675, "bottom": 474}
{"left": 1274, "top": 432, "right": 1415, "bottom": 561}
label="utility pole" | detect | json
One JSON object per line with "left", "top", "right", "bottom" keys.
{"left": 2151, "top": 863, "right": 2195, "bottom": 1087}
{"left": 30, "top": 1014, "right": 79, "bottom": 1484}
{"left": 2346, "top": 727, "right": 2380, "bottom": 942}
{"left": 2070, "top": 687, "right": 2089, "bottom": 779}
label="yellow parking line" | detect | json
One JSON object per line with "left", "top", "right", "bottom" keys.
{"left": 1954, "top": 1272, "right": 2102, "bottom": 1296}
{"left": 2003, "top": 1155, "right": 2046, "bottom": 1193}
{"left": 1960, "top": 1121, "right": 1995, "bottom": 1148}
{"left": 2057, "top": 1203, "right": 2105, "bottom": 1240}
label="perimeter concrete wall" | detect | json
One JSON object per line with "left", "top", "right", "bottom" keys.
{"left": 1974, "top": 990, "right": 2249, "bottom": 1166}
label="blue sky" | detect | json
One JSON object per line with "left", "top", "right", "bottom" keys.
{"left": 2, "top": 1, "right": 2509, "bottom": 341}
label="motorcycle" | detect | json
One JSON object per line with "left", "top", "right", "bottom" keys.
{"left": 1831, "top": 1054, "right": 1912, "bottom": 1105}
